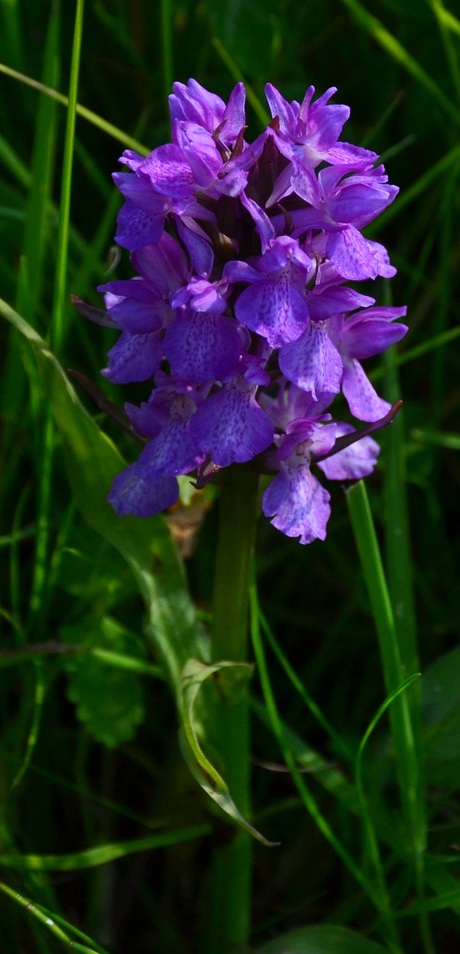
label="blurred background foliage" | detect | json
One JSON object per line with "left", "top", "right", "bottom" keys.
{"left": 1, "top": 0, "right": 460, "bottom": 952}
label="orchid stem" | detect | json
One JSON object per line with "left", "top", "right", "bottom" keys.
{"left": 205, "top": 464, "right": 260, "bottom": 953}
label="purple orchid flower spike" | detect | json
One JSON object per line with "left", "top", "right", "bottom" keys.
{"left": 88, "top": 77, "right": 407, "bottom": 544}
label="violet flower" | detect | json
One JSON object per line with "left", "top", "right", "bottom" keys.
{"left": 93, "top": 79, "right": 407, "bottom": 545}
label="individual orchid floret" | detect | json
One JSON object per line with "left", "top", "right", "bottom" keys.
{"left": 169, "top": 79, "right": 246, "bottom": 148}
{"left": 327, "top": 305, "right": 408, "bottom": 421}
{"left": 98, "top": 233, "right": 188, "bottom": 335}
{"left": 262, "top": 421, "right": 337, "bottom": 544}
{"left": 162, "top": 275, "right": 244, "bottom": 384}
{"left": 225, "top": 236, "right": 314, "bottom": 347}
{"left": 265, "top": 84, "right": 347, "bottom": 163}
{"left": 190, "top": 360, "right": 273, "bottom": 467}
{"left": 138, "top": 125, "right": 248, "bottom": 203}
{"left": 127, "top": 380, "right": 205, "bottom": 481}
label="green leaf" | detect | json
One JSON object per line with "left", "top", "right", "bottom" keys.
{"left": 256, "top": 924, "right": 387, "bottom": 954}
{"left": 62, "top": 617, "right": 145, "bottom": 748}
{"left": 0, "top": 301, "right": 270, "bottom": 832}
{"left": 0, "top": 299, "right": 205, "bottom": 695}
{"left": 179, "top": 659, "right": 276, "bottom": 845}
{"left": 0, "top": 825, "right": 212, "bottom": 872}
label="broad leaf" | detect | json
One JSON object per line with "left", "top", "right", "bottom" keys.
{"left": 63, "top": 616, "right": 145, "bottom": 748}
{"left": 256, "top": 924, "right": 387, "bottom": 954}
{"left": 1, "top": 301, "right": 266, "bottom": 838}
{"left": 0, "top": 299, "right": 205, "bottom": 692}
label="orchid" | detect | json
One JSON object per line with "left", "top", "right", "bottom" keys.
{"left": 94, "top": 79, "right": 407, "bottom": 544}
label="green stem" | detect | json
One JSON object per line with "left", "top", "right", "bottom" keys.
{"left": 206, "top": 464, "right": 260, "bottom": 954}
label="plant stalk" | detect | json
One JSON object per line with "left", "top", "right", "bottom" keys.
{"left": 205, "top": 464, "right": 260, "bottom": 954}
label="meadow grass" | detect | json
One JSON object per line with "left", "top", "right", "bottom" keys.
{"left": 1, "top": 1, "right": 460, "bottom": 952}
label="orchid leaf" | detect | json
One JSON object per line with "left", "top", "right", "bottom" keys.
{"left": 0, "top": 299, "right": 204, "bottom": 694}
{"left": 179, "top": 659, "right": 275, "bottom": 845}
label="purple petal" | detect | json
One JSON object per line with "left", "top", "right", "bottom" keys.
{"left": 239, "top": 193, "right": 275, "bottom": 249}
{"left": 125, "top": 401, "right": 164, "bottom": 439}
{"left": 108, "top": 463, "right": 178, "bottom": 516}
{"left": 328, "top": 182, "right": 399, "bottom": 226}
{"left": 327, "top": 141, "right": 378, "bottom": 167}
{"left": 190, "top": 383, "right": 274, "bottom": 466}
{"left": 289, "top": 161, "right": 323, "bottom": 204}
{"left": 136, "top": 417, "right": 202, "bottom": 478}
{"left": 300, "top": 86, "right": 349, "bottom": 148}
{"left": 234, "top": 278, "right": 309, "bottom": 347}
{"left": 176, "top": 218, "right": 214, "bottom": 277}
{"left": 279, "top": 320, "right": 343, "bottom": 398}
{"left": 102, "top": 331, "right": 163, "bottom": 383}
{"left": 342, "top": 358, "right": 391, "bottom": 422}
{"left": 317, "top": 424, "right": 380, "bottom": 480}
{"left": 140, "top": 144, "right": 195, "bottom": 198}
{"left": 169, "top": 79, "right": 225, "bottom": 130}
{"left": 262, "top": 465, "right": 331, "bottom": 544}
{"left": 118, "top": 149, "right": 146, "bottom": 172}
{"left": 115, "top": 201, "right": 166, "bottom": 251}
{"left": 307, "top": 284, "right": 375, "bottom": 321}
{"left": 265, "top": 84, "right": 298, "bottom": 139}
{"left": 132, "top": 234, "right": 189, "bottom": 293}
{"left": 175, "top": 123, "right": 222, "bottom": 186}
{"left": 98, "top": 280, "right": 168, "bottom": 334}
{"left": 113, "top": 171, "right": 168, "bottom": 211}
{"left": 337, "top": 306, "right": 408, "bottom": 359}
{"left": 164, "top": 310, "right": 242, "bottom": 384}
{"left": 327, "top": 227, "right": 396, "bottom": 281}
{"left": 221, "top": 83, "right": 246, "bottom": 142}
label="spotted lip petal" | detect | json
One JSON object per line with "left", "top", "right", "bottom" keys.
{"left": 262, "top": 464, "right": 331, "bottom": 545}
{"left": 190, "top": 378, "right": 274, "bottom": 467}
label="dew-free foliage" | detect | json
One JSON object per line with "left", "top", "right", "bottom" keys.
{"left": 1, "top": 2, "right": 460, "bottom": 954}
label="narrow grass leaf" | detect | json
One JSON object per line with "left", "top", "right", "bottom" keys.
{"left": 339, "top": 0, "right": 460, "bottom": 123}
{"left": 0, "top": 881, "right": 110, "bottom": 954}
{"left": 10, "top": 660, "right": 46, "bottom": 788}
{"left": 257, "top": 606, "right": 353, "bottom": 765}
{"left": 16, "top": 3, "right": 60, "bottom": 322}
{"left": 354, "top": 675, "right": 421, "bottom": 948}
{"left": 412, "top": 428, "right": 460, "bottom": 450}
{"left": 250, "top": 577, "right": 381, "bottom": 908}
{"left": 427, "top": 0, "right": 460, "bottom": 100}
{"left": 396, "top": 888, "right": 460, "bottom": 916}
{"left": 346, "top": 481, "right": 423, "bottom": 856}
{"left": 0, "top": 61, "right": 149, "bottom": 154}
{"left": 424, "top": 0, "right": 460, "bottom": 35}
{"left": 0, "top": 827, "right": 212, "bottom": 870}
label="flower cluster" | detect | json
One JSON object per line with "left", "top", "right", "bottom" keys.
{"left": 97, "top": 79, "right": 407, "bottom": 544}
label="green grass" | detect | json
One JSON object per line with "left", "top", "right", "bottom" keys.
{"left": 1, "top": 1, "right": 460, "bottom": 952}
